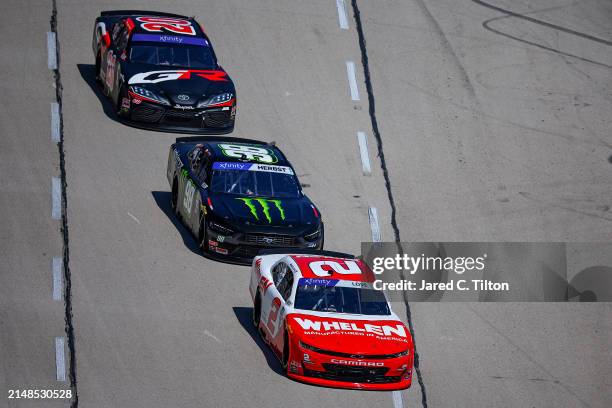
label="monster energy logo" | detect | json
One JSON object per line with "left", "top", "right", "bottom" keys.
{"left": 238, "top": 198, "right": 285, "bottom": 223}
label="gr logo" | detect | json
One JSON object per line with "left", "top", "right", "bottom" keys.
{"left": 238, "top": 198, "right": 285, "bottom": 223}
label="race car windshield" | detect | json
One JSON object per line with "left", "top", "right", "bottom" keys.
{"left": 130, "top": 45, "right": 216, "bottom": 68}
{"left": 294, "top": 283, "right": 391, "bottom": 316}
{"left": 211, "top": 169, "right": 300, "bottom": 198}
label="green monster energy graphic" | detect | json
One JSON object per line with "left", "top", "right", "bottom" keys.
{"left": 238, "top": 198, "right": 285, "bottom": 223}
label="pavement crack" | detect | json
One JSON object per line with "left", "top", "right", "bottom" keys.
{"left": 50, "top": 1, "right": 78, "bottom": 406}
{"left": 349, "top": 1, "right": 428, "bottom": 406}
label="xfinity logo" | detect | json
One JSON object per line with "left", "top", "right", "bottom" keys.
{"left": 331, "top": 359, "right": 385, "bottom": 367}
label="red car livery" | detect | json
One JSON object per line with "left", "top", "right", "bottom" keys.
{"left": 249, "top": 250, "right": 414, "bottom": 390}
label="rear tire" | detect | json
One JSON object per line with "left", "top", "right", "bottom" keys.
{"left": 171, "top": 178, "right": 179, "bottom": 215}
{"left": 95, "top": 53, "right": 102, "bottom": 85}
{"left": 252, "top": 294, "right": 261, "bottom": 328}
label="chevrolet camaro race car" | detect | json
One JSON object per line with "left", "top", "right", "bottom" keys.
{"left": 166, "top": 138, "right": 324, "bottom": 263}
{"left": 249, "top": 250, "right": 414, "bottom": 390}
{"left": 92, "top": 10, "right": 236, "bottom": 133}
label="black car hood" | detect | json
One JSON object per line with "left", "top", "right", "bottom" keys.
{"left": 210, "top": 194, "right": 318, "bottom": 230}
{"left": 125, "top": 63, "right": 234, "bottom": 106}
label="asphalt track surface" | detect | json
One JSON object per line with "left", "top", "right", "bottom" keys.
{"left": 1, "top": 0, "right": 611, "bottom": 407}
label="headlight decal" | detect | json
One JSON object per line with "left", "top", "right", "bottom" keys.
{"left": 128, "top": 85, "right": 170, "bottom": 105}
{"left": 197, "top": 93, "right": 235, "bottom": 108}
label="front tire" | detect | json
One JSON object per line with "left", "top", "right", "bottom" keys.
{"left": 198, "top": 215, "right": 208, "bottom": 253}
{"left": 116, "top": 84, "right": 129, "bottom": 118}
{"left": 282, "top": 330, "right": 290, "bottom": 369}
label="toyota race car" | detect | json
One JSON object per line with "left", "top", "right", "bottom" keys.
{"left": 166, "top": 138, "right": 324, "bottom": 263}
{"left": 92, "top": 10, "right": 236, "bottom": 133}
{"left": 249, "top": 250, "right": 414, "bottom": 390}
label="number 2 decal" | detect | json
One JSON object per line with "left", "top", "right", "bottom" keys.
{"left": 136, "top": 17, "right": 196, "bottom": 36}
{"left": 184, "top": 180, "right": 196, "bottom": 214}
{"left": 266, "top": 297, "right": 282, "bottom": 336}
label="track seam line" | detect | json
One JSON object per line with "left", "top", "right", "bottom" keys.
{"left": 50, "top": 1, "right": 78, "bottom": 406}
{"left": 349, "top": 1, "right": 428, "bottom": 406}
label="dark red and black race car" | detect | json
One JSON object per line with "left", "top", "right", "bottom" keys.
{"left": 92, "top": 10, "right": 236, "bottom": 133}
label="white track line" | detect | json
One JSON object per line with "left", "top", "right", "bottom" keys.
{"left": 368, "top": 207, "right": 381, "bottom": 242}
{"left": 346, "top": 61, "right": 360, "bottom": 101}
{"left": 357, "top": 131, "right": 372, "bottom": 175}
{"left": 392, "top": 390, "right": 404, "bottom": 408}
{"left": 127, "top": 212, "right": 141, "bottom": 224}
{"left": 51, "top": 102, "right": 60, "bottom": 143}
{"left": 47, "top": 32, "right": 57, "bottom": 70}
{"left": 336, "top": 0, "right": 349, "bottom": 29}
{"left": 52, "top": 257, "right": 63, "bottom": 301}
{"left": 51, "top": 177, "right": 61, "bottom": 220}
{"left": 55, "top": 337, "right": 66, "bottom": 381}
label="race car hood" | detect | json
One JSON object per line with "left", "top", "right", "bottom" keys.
{"left": 287, "top": 313, "right": 412, "bottom": 355}
{"left": 125, "top": 64, "right": 235, "bottom": 106}
{"left": 209, "top": 194, "right": 318, "bottom": 229}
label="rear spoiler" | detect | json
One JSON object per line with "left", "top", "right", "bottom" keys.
{"left": 257, "top": 248, "right": 356, "bottom": 259}
{"left": 175, "top": 136, "right": 274, "bottom": 146}
{"left": 100, "top": 10, "right": 190, "bottom": 19}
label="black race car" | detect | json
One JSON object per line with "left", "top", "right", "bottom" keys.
{"left": 92, "top": 10, "right": 236, "bottom": 133}
{"left": 166, "top": 137, "right": 324, "bottom": 263}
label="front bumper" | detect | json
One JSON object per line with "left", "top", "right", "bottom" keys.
{"left": 286, "top": 344, "right": 412, "bottom": 390}
{"left": 125, "top": 100, "right": 235, "bottom": 134}
{"left": 205, "top": 227, "right": 323, "bottom": 264}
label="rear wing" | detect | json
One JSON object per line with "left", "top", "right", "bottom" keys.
{"left": 100, "top": 10, "right": 190, "bottom": 19}
{"left": 175, "top": 136, "right": 274, "bottom": 146}
{"left": 257, "top": 248, "right": 356, "bottom": 259}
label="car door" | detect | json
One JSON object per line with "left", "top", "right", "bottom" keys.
{"left": 179, "top": 145, "right": 209, "bottom": 233}
{"left": 261, "top": 262, "right": 293, "bottom": 345}
{"left": 101, "top": 21, "right": 124, "bottom": 95}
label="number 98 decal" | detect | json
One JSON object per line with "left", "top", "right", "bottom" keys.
{"left": 219, "top": 144, "right": 277, "bottom": 164}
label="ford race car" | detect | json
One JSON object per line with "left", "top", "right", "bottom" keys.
{"left": 249, "top": 250, "right": 414, "bottom": 390}
{"left": 166, "top": 138, "right": 324, "bottom": 263}
{"left": 92, "top": 10, "right": 236, "bottom": 133}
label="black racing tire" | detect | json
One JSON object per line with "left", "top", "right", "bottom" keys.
{"left": 116, "top": 84, "right": 129, "bottom": 118}
{"left": 252, "top": 293, "right": 261, "bottom": 328}
{"left": 281, "top": 330, "right": 290, "bottom": 369}
{"left": 171, "top": 178, "right": 179, "bottom": 215}
{"left": 198, "top": 215, "right": 208, "bottom": 253}
{"left": 95, "top": 52, "right": 102, "bottom": 85}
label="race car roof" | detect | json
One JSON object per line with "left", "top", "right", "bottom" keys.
{"left": 289, "top": 255, "right": 376, "bottom": 283}
{"left": 205, "top": 141, "right": 290, "bottom": 166}
{"left": 128, "top": 15, "right": 206, "bottom": 38}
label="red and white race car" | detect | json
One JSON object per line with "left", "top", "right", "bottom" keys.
{"left": 249, "top": 250, "right": 414, "bottom": 390}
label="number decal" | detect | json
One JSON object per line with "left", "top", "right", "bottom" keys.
{"left": 105, "top": 51, "right": 116, "bottom": 91}
{"left": 309, "top": 260, "right": 362, "bottom": 277}
{"left": 218, "top": 144, "right": 277, "bottom": 164}
{"left": 184, "top": 180, "right": 196, "bottom": 214}
{"left": 266, "top": 297, "right": 282, "bottom": 336}
{"left": 136, "top": 17, "right": 196, "bottom": 35}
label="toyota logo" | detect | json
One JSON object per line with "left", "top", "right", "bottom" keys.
{"left": 262, "top": 237, "right": 274, "bottom": 244}
{"left": 177, "top": 94, "right": 190, "bottom": 101}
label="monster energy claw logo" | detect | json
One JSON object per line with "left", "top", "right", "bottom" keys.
{"left": 238, "top": 198, "right": 285, "bottom": 223}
